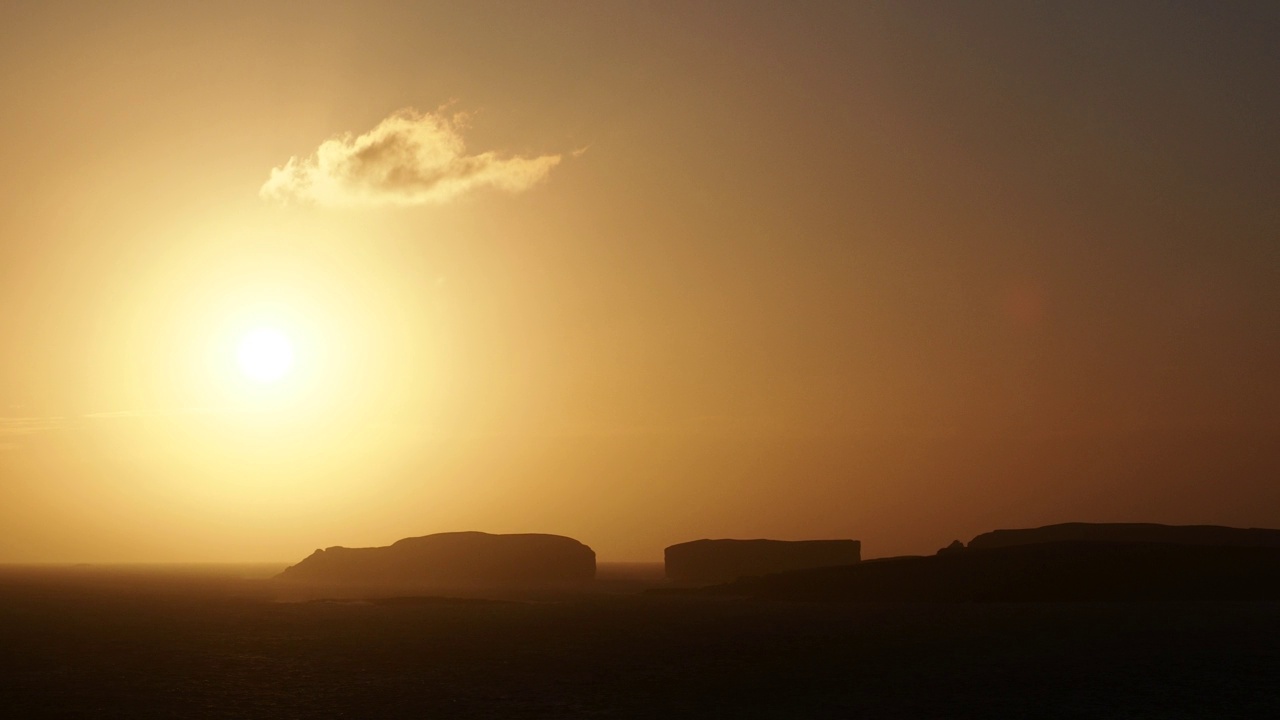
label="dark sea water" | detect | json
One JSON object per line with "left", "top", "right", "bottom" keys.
{"left": 1, "top": 566, "right": 1277, "bottom": 718}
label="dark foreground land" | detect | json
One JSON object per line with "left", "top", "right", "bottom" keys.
{"left": 1, "top": 566, "right": 1278, "bottom": 719}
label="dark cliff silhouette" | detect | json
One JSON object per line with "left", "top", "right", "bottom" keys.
{"left": 277, "top": 532, "right": 596, "bottom": 587}
{"left": 665, "top": 538, "right": 861, "bottom": 584}
{"left": 678, "top": 524, "right": 1280, "bottom": 602}
{"left": 967, "top": 522, "right": 1280, "bottom": 550}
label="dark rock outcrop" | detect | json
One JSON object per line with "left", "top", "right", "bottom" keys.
{"left": 277, "top": 532, "right": 596, "bottom": 587}
{"left": 689, "top": 541, "right": 1280, "bottom": 602}
{"left": 665, "top": 538, "right": 861, "bottom": 584}
{"left": 937, "top": 540, "right": 965, "bottom": 555}
{"left": 967, "top": 523, "right": 1280, "bottom": 551}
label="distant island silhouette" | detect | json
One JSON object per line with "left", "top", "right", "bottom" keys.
{"left": 277, "top": 531, "right": 595, "bottom": 588}
{"left": 277, "top": 523, "right": 1280, "bottom": 602}
{"left": 665, "top": 538, "right": 861, "bottom": 584}
{"left": 965, "top": 522, "right": 1280, "bottom": 550}
{"left": 665, "top": 523, "right": 1280, "bottom": 602}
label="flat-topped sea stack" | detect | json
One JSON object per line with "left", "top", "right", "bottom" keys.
{"left": 665, "top": 539, "right": 861, "bottom": 585}
{"left": 278, "top": 532, "right": 596, "bottom": 588}
{"left": 967, "top": 523, "right": 1280, "bottom": 550}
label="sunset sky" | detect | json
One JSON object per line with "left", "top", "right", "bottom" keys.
{"left": 1, "top": 1, "right": 1277, "bottom": 563}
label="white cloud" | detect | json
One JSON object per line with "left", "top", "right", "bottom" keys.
{"left": 260, "top": 108, "right": 562, "bottom": 207}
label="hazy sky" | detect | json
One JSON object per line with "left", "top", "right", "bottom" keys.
{"left": 1, "top": 1, "right": 1277, "bottom": 562}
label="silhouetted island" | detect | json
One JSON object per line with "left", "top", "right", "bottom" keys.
{"left": 676, "top": 523, "right": 1280, "bottom": 602}
{"left": 665, "top": 538, "right": 861, "bottom": 584}
{"left": 277, "top": 532, "right": 596, "bottom": 588}
{"left": 966, "top": 522, "right": 1280, "bottom": 550}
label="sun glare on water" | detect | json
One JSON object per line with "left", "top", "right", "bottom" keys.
{"left": 236, "top": 327, "right": 295, "bottom": 383}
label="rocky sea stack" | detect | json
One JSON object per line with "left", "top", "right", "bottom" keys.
{"left": 665, "top": 538, "right": 861, "bottom": 584}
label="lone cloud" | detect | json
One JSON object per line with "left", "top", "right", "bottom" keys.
{"left": 261, "top": 108, "right": 561, "bottom": 206}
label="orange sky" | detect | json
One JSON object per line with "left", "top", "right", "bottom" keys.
{"left": 1, "top": 1, "right": 1277, "bottom": 562}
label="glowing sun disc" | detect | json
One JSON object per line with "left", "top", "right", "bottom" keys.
{"left": 236, "top": 327, "right": 295, "bottom": 383}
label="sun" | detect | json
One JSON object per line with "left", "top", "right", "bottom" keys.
{"left": 236, "top": 327, "right": 295, "bottom": 383}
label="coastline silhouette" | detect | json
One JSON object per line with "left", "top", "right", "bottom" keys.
{"left": 272, "top": 522, "right": 1280, "bottom": 603}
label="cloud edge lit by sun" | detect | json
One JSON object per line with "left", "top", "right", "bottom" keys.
{"left": 260, "top": 107, "right": 562, "bottom": 207}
